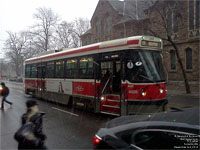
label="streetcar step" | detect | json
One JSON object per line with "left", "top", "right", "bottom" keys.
{"left": 102, "top": 104, "right": 120, "bottom": 109}
{"left": 100, "top": 111, "right": 120, "bottom": 116}
{"left": 101, "top": 105, "right": 120, "bottom": 114}
{"left": 107, "top": 99, "right": 120, "bottom": 102}
{"left": 103, "top": 94, "right": 120, "bottom": 100}
{"left": 104, "top": 99, "right": 120, "bottom": 106}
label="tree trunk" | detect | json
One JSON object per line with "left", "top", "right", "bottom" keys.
{"left": 168, "top": 37, "right": 191, "bottom": 94}
{"left": 45, "top": 37, "right": 48, "bottom": 51}
{"left": 15, "top": 65, "right": 20, "bottom": 77}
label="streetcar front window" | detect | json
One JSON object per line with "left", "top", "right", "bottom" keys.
{"left": 127, "top": 50, "right": 165, "bottom": 83}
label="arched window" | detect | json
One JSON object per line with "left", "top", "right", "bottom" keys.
{"left": 173, "top": 8, "right": 178, "bottom": 33}
{"left": 189, "top": 0, "right": 199, "bottom": 30}
{"left": 196, "top": 0, "right": 199, "bottom": 29}
{"left": 167, "top": 9, "right": 172, "bottom": 34}
{"left": 189, "top": 0, "right": 194, "bottom": 30}
{"left": 185, "top": 48, "right": 192, "bottom": 70}
{"left": 167, "top": 3, "right": 179, "bottom": 34}
{"left": 95, "top": 18, "right": 101, "bottom": 36}
{"left": 106, "top": 16, "right": 111, "bottom": 33}
{"left": 170, "top": 50, "right": 176, "bottom": 70}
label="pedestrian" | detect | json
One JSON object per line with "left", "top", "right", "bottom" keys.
{"left": 15, "top": 100, "right": 47, "bottom": 149}
{"left": 1, "top": 82, "right": 12, "bottom": 110}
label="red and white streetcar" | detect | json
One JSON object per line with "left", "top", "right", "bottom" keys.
{"left": 24, "top": 35, "right": 168, "bottom": 116}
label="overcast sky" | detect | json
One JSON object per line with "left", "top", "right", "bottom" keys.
{"left": 0, "top": 0, "right": 99, "bottom": 58}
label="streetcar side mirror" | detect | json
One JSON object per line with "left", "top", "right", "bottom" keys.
{"left": 127, "top": 61, "right": 134, "bottom": 69}
{"left": 135, "top": 61, "right": 142, "bottom": 66}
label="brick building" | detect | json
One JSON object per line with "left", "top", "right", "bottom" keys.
{"left": 81, "top": 0, "right": 199, "bottom": 84}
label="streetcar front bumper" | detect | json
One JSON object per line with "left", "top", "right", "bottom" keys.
{"left": 127, "top": 98, "right": 168, "bottom": 105}
{"left": 126, "top": 99, "right": 168, "bottom": 114}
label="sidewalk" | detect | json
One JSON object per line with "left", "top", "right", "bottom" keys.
{"left": 166, "top": 81, "right": 199, "bottom": 109}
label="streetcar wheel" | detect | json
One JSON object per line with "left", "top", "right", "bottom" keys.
{"left": 67, "top": 96, "right": 73, "bottom": 107}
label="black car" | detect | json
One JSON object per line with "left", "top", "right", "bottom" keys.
{"left": 94, "top": 107, "right": 200, "bottom": 149}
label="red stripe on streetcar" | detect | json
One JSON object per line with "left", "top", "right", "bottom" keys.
{"left": 96, "top": 83, "right": 100, "bottom": 86}
{"left": 127, "top": 40, "right": 139, "bottom": 45}
{"left": 99, "top": 40, "right": 139, "bottom": 50}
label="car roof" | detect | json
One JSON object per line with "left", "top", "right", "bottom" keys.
{"left": 105, "top": 107, "right": 200, "bottom": 128}
{"left": 110, "top": 121, "right": 200, "bottom": 132}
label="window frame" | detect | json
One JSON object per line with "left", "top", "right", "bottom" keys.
{"left": 167, "top": 9, "right": 173, "bottom": 34}
{"left": 130, "top": 129, "right": 195, "bottom": 149}
{"left": 37, "top": 63, "right": 46, "bottom": 79}
{"left": 167, "top": 4, "right": 179, "bottom": 36}
{"left": 188, "top": 0, "right": 200, "bottom": 38}
{"left": 189, "top": 0, "right": 195, "bottom": 30}
{"left": 25, "top": 64, "right": 31, "bottom": 78}
{"left": 185, "top": 48, "right": 193, "bottom": 71}
{"left": 170, "top": 50, "right": 176, "bottom": 72}
{"left": 195, "top": 0, "right": 199, "bottom": 29}
{"left": 30, "top": 64, "right": 37, "bottom": 78}
{"left": 46, "top": 61, "right": 55, "bottom": 78}
{"left": 55, "top": 59, "right": 65, "bottom": 78}
{"left": 65, "top": 57, "right": 78, "bottom": 79}
{"left": 79, "top": 56, "right": 95, "bottom": 79}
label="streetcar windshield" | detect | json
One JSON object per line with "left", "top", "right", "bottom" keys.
{"left": 127, "top": 50, "right": 165, "bottom": 83}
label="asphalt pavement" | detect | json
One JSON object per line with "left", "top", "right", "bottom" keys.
{"left": 0, "top": 81, "right": 199, "bottom": 149}
{"left": 0, "top": 81, "right": 113, "bottom": 150}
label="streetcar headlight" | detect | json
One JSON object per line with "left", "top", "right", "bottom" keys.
{"left": 160, "top": 88, "right": 164, "bottom": 94}
{"left": 101, "top": 96, "right": 105, "bottom": 101}
{"left": 141, "top": 92, "right": 146, "bottom": 96}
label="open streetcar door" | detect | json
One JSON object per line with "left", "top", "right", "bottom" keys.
{"left": 99, "top": 52, "right": 123, "bottom": 116}
{"left": 37, "top": 63, "right": 46, "bottom": 93}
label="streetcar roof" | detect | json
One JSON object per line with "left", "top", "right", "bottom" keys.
{"left": 25, "top": 35, "right": 162, "bottom": 64}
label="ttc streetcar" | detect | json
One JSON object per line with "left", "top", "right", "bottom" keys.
{"left": 24, "top": 35, "right": 168, "bottom": 116}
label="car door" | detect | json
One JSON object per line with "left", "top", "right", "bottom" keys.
{"left": 129, "top": 130, "right": 199, "bottom": 149}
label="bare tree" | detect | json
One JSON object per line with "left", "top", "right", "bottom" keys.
{"left": 0, "top": 59, "right": 8, "bottom": 76}
{"left": 4, "top": 31, "right": 32, "bottom": 76}
{"left": 147, "top": 0, "right": 191, "bottom": 93}
{"left": 71, "top": 18, "right": 90, "bottom": 48}
{"left": 52, "top": 21, "right": 74, "bottom": 49}
{"left": 30, "top": 7, "right": 59, "bottom": 51}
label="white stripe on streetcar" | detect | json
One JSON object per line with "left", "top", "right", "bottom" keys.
{"left": 51, "top": 107, "right": 79, "bottom": 117}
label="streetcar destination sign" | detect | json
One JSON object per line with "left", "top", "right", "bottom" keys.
{"left": 141, "top": 40, "right": 161, "bottom": 48}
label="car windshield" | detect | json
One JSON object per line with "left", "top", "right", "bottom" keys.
{"left": 126, "top": 50, "right": 166, "bottom": 83}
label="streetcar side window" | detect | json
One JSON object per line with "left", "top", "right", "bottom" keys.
{"left": 46, "top": 62, "right": 55, "bottom": 78}
{"left": 31, "top": 64, "right": 37, "bottom": 78}
{"left": 79, "top": 57, "right": 94, "bottom": 79}
{"left": 37, "top": 64, "right": 46, "bottom": 79}
{"left": 66, "top": 59, "right": 78, "bottom": 78}
{"left": 55, "top": 60, "right": 64, "bottom": 78}
{"left": 25, "top": 65, "right": 31, "bottom": 78}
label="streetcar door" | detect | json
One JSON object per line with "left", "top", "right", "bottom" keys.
{"left": 37, "top": 65, "right": 46, "bottom": 92}
{"left": 100, "top": 61, "right": 121, "bottom": 95}
{"left": 100, "top": 59, "right": 122, "bottom": 116}
{"left": 113, "top": 61, "right": 121, "bottom": 93}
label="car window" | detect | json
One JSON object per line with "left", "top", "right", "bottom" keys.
{"left": 130, "top": 130, "right": 198, "bottom": 149}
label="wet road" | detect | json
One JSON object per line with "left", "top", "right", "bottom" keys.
{"left": 0, "top": 81, "right": 114, "bottom": 149}
{"left": 1, "top": 81, "right": 199, "bottom": 149}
